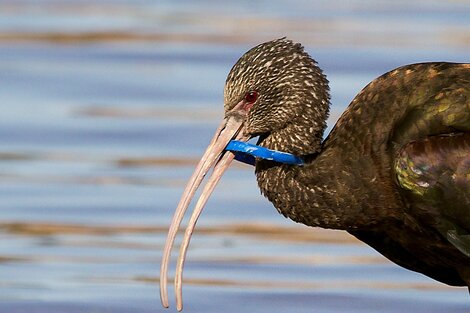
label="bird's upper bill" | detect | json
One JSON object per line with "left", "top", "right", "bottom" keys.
{"left": 159, "top": 99, "right": 252, "bottom": 311}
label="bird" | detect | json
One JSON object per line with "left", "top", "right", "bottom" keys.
{"left": 160, "top": 38, "right": 470, "bottom": 311}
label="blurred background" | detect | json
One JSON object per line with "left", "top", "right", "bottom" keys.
{"left": 0, "top": 1, "right": 469, "bottom": 312}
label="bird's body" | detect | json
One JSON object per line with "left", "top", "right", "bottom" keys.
{"left": 256, "top": 62, "right": 470, "bottom": 287}
{"left": 161, "top": 39, "right": 470, "bottom": 310}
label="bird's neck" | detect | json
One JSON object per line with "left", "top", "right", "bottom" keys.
{"left": 253, "top": 76, "right": 395, "bottom": 230}
{"left": 253, "top": 97, "right": 353, "bottom": 229}
{"left": 255, "top": 141, "right": 401, "bottom": 231}
{"left": 255, "top": 154, "right": 349, "bottom": 230}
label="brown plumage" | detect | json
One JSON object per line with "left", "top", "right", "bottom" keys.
{"left": 160, "top": 38, "right": 470, "bottom": 310}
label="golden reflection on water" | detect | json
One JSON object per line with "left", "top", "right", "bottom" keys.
{"left": 1, "top": 221, "right": 354, "bottom": 243}
{"left": 2, "top": 220, "right": 453, "bottom": 292}
{"left": 0, "top": 27, "right": 468, "bottom": 48}
{"left": 75, "top": 106, "right": 221, "bottom": 121}
{"left": 136, "top": 276, "right": 456, "bottom": 291}
{"left": 0, "top": 221, "right": 369, "bottom": 266}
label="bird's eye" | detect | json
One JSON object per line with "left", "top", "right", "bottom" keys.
{"left": 244, "top": 91, "right": 258, "bottom": 104}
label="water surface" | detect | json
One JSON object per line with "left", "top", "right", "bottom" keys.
{"left": 0, "top": 1, "right": 469, "bottom": 312}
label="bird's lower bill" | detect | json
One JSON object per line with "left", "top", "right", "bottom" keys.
{"left": 159, "top": 106, "right": 250, "bottom": 311}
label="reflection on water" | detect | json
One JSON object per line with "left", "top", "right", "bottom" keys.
{"left": 0, "top": 1, "right": 469, "bottom": 312}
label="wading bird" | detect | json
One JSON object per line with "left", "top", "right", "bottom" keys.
{"left": 160, "top": 38, "right": 470, "bottom": 310}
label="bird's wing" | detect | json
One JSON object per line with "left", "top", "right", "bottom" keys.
{"left": 395, "top": 133, "right": 470, "bottom": 256}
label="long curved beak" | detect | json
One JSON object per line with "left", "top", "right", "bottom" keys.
{"left": 160, "top": 103, "right": 249, "bottom": 311}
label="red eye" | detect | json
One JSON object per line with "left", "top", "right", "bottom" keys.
{"left": 244, "top": 91, "right": 258, "bottom": 104}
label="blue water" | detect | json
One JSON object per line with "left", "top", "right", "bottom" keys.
{"left": 0, "top": 1, "right": 469, "bottom": 312}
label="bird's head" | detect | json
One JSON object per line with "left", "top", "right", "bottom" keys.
{"left": 160, "top": 38, "right": 330, "bottom": 311}
{"left": 223, "top": 38, "right": 330, "bottom": 154}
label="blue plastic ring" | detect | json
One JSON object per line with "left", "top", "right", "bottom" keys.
{"left": 225, "top": 140, "right": 304, "bottom": 166}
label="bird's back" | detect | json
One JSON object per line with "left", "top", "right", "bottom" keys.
{"left": 327, "top": 63, "right": 469, "bottom": 151}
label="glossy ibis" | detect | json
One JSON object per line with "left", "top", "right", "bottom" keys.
{"left": 160, "top": 38, "right": 470, "bottom": 310}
